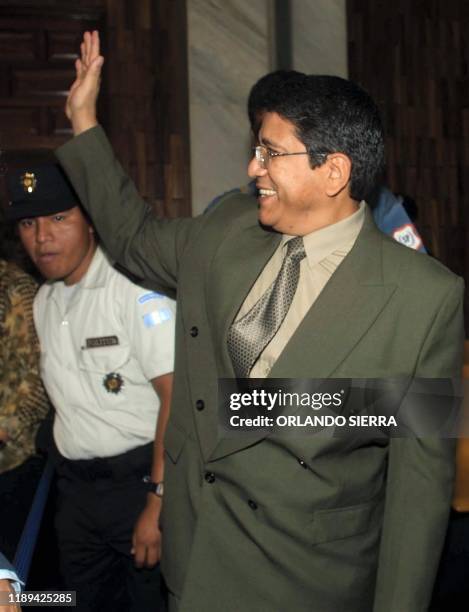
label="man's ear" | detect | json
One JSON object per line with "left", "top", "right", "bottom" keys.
{"left": 324, "top": 153, "right": 352, "bottom": 197}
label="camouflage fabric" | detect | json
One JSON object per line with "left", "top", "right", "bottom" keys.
{"left": 0, "top": 259, "right": 50, "bottom": 472}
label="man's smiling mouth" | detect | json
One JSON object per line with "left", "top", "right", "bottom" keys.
{"left": 258, "top": 188, "right": 277, "bottom": 197}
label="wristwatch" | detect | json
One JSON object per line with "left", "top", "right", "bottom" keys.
{"left": 142, "top": 475, "right": 164, "bottom": 497}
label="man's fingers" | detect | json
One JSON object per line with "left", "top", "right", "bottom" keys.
{"left": 90, "top": 30, "right": 100, "bottom": 61}
{"left": 75, "top": 58, "right": 82, "bottom": 79}
{"left": 83, "top": 30, "right": 91, "bottom": 65}
{"left": 145, "top": 545, "right": 158, "bottom": 568}
{"left": 87, "top": 55, "right": 104, "bottom": 82}
{"left": 133, "top": 543, "right": 147, "bottom": 568}
{"left": 85, "top": 30, "right": 99, "bottom": 65}
{"left": 77, "top": 55, "right": 103, "bottom": 94}
{"left": 76, "top": 40, "right": 103, "bottom": 83}
{"left": 82, "top": 33, "right": 87, "bottom": 65}
{"left": 131, "top": 534, "right": 159, "bottom": 568}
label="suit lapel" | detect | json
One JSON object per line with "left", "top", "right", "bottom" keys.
{"left": 268, "top": 214, "right": 396, "bottom": 379}
{"left": 209, "top": 209, "right": 396, "bottom": 461}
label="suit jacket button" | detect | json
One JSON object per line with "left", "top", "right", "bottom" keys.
{"left": 297, "top": 458, "right": 308, "bottom": 469}
{"left": 190, "top": 326, "right": 198, "bottom": 337}
{"left": 248, "top": 499, "right": 258, "bottom": 510}
{"left": 196, "top": 399, "right": 205, "bottom": 411}
{"left": 205, "top": 472, "right": 216, "bottom": 484}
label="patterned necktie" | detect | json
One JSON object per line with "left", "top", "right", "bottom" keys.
{"left": 227, "top": 236, "right": 306, "bottom": 377}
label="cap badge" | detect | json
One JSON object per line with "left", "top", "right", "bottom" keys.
{"left": 21, "top": 172, "right": 37, "bottom": 194}
{"left": 103, "top": 372, "right": 124, "bottom": 394}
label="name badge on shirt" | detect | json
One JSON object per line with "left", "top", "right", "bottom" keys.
{"left": 85, "top": 335, "right": 119, "bottom": 349}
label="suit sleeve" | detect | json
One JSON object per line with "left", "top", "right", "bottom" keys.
{"left": 373, "top": 276, "right": 465, "bottom": 612}
{"left": 56, "top": 126, "right": 197, "bottom": 292}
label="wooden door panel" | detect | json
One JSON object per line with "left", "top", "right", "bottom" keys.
{"left": 0, "top": 31, "right": 37, "bottom": 59}
{"left": 0, "top": 0, "right": 191, "bottom": 217}
{"left": 0, "top": 5, "right": 101, "bottom": 150}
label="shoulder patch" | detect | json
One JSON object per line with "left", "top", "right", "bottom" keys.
{"left": 138, "top": 291, "right": 164, "bottom": 304}
{"left": 143, "top": 308, "right": 173, "bottom": 328}
{"left": 392, "top": 224, "right": 422, "bottom": 250}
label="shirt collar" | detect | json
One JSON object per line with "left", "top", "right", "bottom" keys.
{"left": 282, "top": 201, "right": 366, "bottom": 268}
{"left": 80, "top": 246, "right": 110, "bottom": 289}
{"left": 45, "top": 245, "right": 110, "bottom": 300}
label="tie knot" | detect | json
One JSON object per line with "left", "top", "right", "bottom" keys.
{"left": 286, "top": 236, "right": 306, "bottom": 261}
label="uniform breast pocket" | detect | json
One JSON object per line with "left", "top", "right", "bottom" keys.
{"left": 78, "top": 345, "right": 132, "bottom": 400}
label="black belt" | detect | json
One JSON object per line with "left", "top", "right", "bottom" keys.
{"left": 56, "top": 442, "right": 152, "bottom": 482}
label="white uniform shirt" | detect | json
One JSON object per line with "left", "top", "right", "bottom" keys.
{"left": 34, "top": 247, "right": 176, "bottom": 460}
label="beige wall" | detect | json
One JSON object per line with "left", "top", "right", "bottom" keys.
{"left": 291, "top": 0, "right": 347, "bottom": 77}
{"left": 187, "top": 0, "right": 272, "bottom": 215}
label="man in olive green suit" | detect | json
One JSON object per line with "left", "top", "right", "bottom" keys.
{"left": 56, "top": 32, "right": 464, "bottom": 612}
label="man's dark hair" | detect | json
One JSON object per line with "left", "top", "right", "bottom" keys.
{"left": 263, "top": 74, "right": 385, "bottom": 202}
{"left": 247, "top": 70, "right": 305, "bottom": 135}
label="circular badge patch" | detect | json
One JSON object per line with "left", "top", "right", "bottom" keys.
{"left": 103, "top": 372, "right": 124, "bottom": 394}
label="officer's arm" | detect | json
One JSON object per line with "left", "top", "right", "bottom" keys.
{"left": 131, "top": 372, "right": 173, "bottom": 568}
{"left": 150, "top": 373, "right": 173, "bottom": 491}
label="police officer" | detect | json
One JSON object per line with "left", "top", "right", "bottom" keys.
{"left": 6, "top": 164, "right": 175, "bottom": 612}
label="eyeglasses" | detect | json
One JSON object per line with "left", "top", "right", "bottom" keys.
{"left": 252, "top": 145, "right": 310, "bottom": 169}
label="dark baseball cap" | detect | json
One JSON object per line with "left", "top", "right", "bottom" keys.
{"left": 4, "top": 163, "right": 80, "bottom": 221}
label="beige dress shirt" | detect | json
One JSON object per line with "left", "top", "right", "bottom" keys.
{"left": 235, "top": 202, "right": 366, "bottom": 377}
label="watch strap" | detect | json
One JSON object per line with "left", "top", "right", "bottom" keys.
{"left": 142, "top": 475, "right": 164, "bottom": 497}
